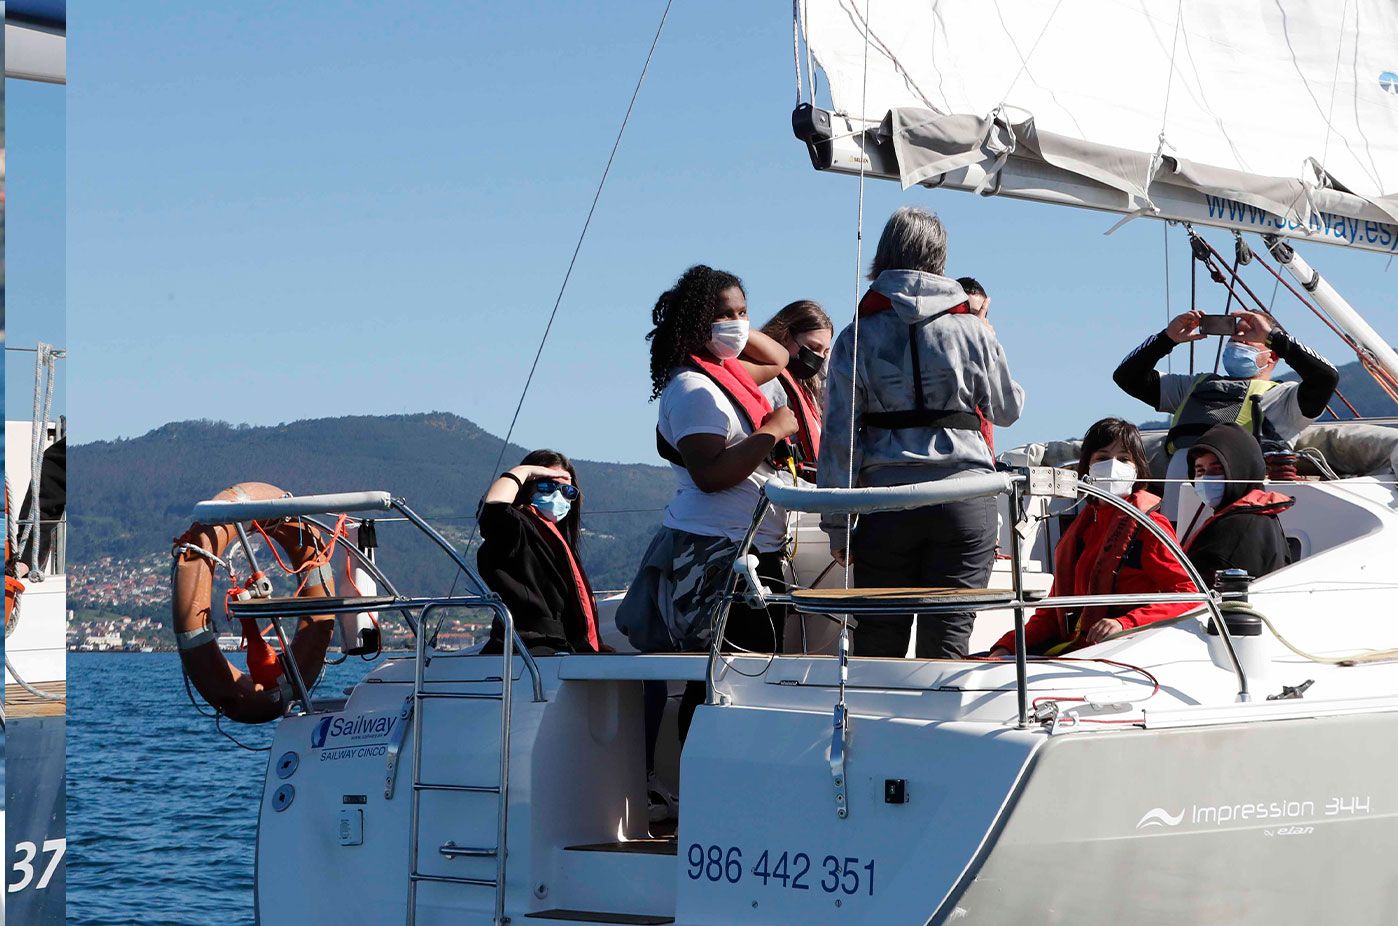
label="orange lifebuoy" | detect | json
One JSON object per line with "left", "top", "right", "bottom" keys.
{"left": 172, "top": 482, "right": 337, "bottom": 724}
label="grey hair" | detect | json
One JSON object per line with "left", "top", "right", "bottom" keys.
{"left": 867, "top": 206, "right": 948, "bottom": 280}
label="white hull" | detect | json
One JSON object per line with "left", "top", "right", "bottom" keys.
{"left": 6, "top": 419, "right": 67, "bottom": 690}
{"left": 252, "top": 474, "right": 1398, "bottom": 924}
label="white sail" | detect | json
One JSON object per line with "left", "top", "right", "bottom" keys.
{"left": 800, "top": 1, "right": 1398, "bottom": 251}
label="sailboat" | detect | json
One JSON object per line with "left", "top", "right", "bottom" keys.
{"left": 5, "top": 5, "right": 70, "bottom": 922}
{"left": 181, "top": 3, "right": 1398, "bottom": 924}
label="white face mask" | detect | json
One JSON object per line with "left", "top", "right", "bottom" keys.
{"left": 1195, "top": 474, "right": 1227, "bottom": 509}
{"left": 1086, "top": 458, "right": 1138, "bottom": 498}
{"left": 708, "top": 319, "right": 750, "bottom": 361}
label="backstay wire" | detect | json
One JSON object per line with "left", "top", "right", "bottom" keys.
{"left": 468, "top": 0, "right": 675, "bottom": 555}
{"left": 844, "top": 0, "right": 872, "bottom": 590}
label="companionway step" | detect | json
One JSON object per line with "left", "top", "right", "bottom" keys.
{"left": 525, "top": 911, "right": 674, "bottom": 925}
{"left": 564, "top": 837, "right": 676, "bottom": 856}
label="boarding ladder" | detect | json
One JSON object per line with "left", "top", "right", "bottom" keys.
{"left": 187, "top": 488, "right": 545, "bottom": 926}
{"left": 405, "top": 596, "right": 545, "bottom": 926}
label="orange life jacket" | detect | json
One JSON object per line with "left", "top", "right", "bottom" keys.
{"left": 657, "top": 354, "right": 780, "bottom": 466}
{"left": 1052, "top": 491, "right": 1164, "bottom": 641}
{"left": 776, "top": 369, "right": 821, "bottom": 476}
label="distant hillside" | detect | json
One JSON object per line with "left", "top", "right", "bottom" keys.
{"left": 69, "top": 413, "right": 672, "bottom": 592}
{"left": 1298, "top": 356, "right": 1398, "bottom": 420}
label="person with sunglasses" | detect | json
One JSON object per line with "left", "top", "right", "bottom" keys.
{"left": 477, "top": 449, "right": 604, "bottom": 655}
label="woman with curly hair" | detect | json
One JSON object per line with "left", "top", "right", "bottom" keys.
{"left": 618, "top": 264, "right": 798, "bottom": 823}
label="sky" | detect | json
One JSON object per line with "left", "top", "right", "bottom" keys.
{"left": 52, "top": 1, "right": 1398, "bottom": 464}
{"left": 6, "top": 77, "right": 67, "bottom": 420}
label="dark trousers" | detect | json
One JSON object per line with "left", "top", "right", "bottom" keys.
{"left": 677, "top": 549, "right": 787, "bottom": 743}
{"left": 849, "top": 495, "right": 997, "bottom": 659}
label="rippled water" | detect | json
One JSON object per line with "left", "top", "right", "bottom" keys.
{"left": 68, "top": 652, "right": 375, "bottom": 926}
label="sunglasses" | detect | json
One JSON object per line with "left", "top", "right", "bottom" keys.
{"left": 533, "top": 480, "right": 579, "bottom": 500}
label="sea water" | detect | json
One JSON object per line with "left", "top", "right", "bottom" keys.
{"left": 68, "top": 651, "right": 376, "bottom": 926}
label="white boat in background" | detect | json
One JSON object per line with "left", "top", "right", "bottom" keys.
{"left": 164, "top": 2, "right": 1398, "bottom": 924}
{"left": 6, "top": 6, "right": 70, "bottom": 919}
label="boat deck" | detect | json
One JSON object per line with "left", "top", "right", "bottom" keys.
{"left": 6, "top": 679, "right": 67, "bottom": 718}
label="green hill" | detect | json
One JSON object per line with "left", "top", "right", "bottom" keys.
{"left": 69, "top": 412, "right": 672, "bottom": 593}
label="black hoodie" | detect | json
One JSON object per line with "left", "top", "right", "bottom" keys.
{"left": 1183, "top": 423, "right": 1294, "bottom": 588}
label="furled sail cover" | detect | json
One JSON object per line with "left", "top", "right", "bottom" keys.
{"left": 803, "top": 1, "right": 1398, "bottom": 233}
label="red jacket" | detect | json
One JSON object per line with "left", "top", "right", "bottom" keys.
{"left": 995, "top": 491, "right": 1196, "bottom": 655}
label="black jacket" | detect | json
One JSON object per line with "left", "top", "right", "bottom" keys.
{"left": 476, "top": 502, "right": 598, "bottom": 654}
{"left": 1113, "top": 327, "right": 1338, "bottom": 417}
{"left": 1183, "top": 423, "right": 1294, "bottom": 588}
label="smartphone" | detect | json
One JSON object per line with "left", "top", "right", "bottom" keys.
{"left": 1198, "top": 314, "right": 1239, "bottom": 336}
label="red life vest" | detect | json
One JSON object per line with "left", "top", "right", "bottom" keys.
{"left": 1182, "top": 489, "right": 1296, "bottom": 551}
{"left": 528, "top": 507, "right": 600, "bottom": 652}
{"left": 855, "top": 289, "right": 995, "bottom": 453}
{"left": 776, "top": 369, "right": 821, "bottom": 473}
{"left": 1052, "top": 491, "right": 1163, "bottom": 641}
{"left": 994, "top": 491, "right": 1194, "bottom": 655}
{"left": 656, "top": 354, "right": 776, "bottom": 467}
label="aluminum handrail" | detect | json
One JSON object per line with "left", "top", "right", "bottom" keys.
{"left": 191, "top": 490, "right": 393, "bottom": 523}
{"left": 706, "top": 469, "right": 1250, "bottom": 715}
{"left": 769, "top": 590, "right": 1215, "bottom": 614}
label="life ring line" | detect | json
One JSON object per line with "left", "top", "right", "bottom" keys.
{"left": 171, "top": 481, "right": 337, "bottom": 724}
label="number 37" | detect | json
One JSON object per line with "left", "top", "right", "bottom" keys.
{"left": 9, "top": 838, "right": 66, "bottom": 893}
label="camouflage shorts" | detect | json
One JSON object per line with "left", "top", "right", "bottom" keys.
{"left": 667, "top": 530, "right": 742, "bottom": 652}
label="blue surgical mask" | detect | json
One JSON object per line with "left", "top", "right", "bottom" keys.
{"left": 1195, "top": 475, "right": 1227, "bottom": 509}
{"left": 1222, "top": 342, "right": 1263, "bottom": 378}
{"left": 531, "top": 490, "right": 572, "bottom": 523}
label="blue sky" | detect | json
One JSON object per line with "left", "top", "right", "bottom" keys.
{"left": 6, "top": 77, "right": 67, "bottom": 419}
{"left": 57, "top": 1, "right": 1397, "bottom": 463}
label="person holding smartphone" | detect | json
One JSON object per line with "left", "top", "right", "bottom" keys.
{"left": 1112, "top": 309, "right": 1337, "bottom": 514}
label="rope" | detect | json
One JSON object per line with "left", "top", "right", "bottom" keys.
{"left": 471, "top": 0, "right": 674, "bottom": 551}
{"left": 5, "top": 655, "right": 64, "bottom": 702}
{"left": 17, "top": 344, "right": 59, "bottom": 578}
{"left": 1163, "top": 223, "right": 1173, "bottom": 374}
{"left": 1145, "top": 0, "right": 1185, "bottom": 198}
{"left": 802, "top": 0, "right": 816, "bottom": 104}
{"left": 4, "top": 477, "right": 17, "bottom": 566}
{"left": 1226, "top": 602, "right": 1398, "bottom": 667}
{"left": 996, "top": 0, "right": 1065, "bottom": 107}
{"left": 844, "top": 0, "right": 872, "bottom": 588}
{"left": 1317, "top": 0, "right": 1352, "bottom": 181}
{"left": 792, "top": 0, "right": 804, "bottom": 106}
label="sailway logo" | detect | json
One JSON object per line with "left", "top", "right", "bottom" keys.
{"left": 310, "top": 710, "right": 400, "bottom": 763}
{"left": 1135, "top": 808, "right": 1185, "bottom": 830}
{"left": 1382, "top": 71, "right": 1398, "bottom": 96}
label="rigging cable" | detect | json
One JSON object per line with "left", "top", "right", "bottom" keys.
{"left": 470, "top": 0, "right": 675, "bottom": 551}
{"left": 1163, "top": 222, "right": 1173, "bottom": 374}
{"left": 844, "top": 0, "right": 872, "bottom": 584}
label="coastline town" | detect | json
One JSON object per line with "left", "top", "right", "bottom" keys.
{"left": 68, "top": 553, "right": 489, "bottom": 652}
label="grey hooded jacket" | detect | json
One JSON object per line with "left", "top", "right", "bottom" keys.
{"left": 818, "top": 270, "right": 1025, "bottom": 531}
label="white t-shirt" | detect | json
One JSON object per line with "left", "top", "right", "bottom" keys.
{"left": 658, "top": 370, "right": 788, "bottom": 552}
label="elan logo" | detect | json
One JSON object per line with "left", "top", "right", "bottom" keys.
{"left": 311, "top": 717, "right": 334, "bottom": 749}
{"left": 1135, "top": 807, "right": 1185, "bottom": 830}
{"left": 1382, "top": 71, "right": 1398, "bottom": 95}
